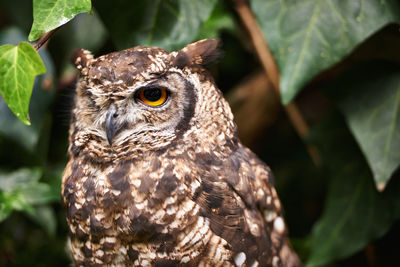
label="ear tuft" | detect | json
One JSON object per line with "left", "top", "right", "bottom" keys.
{"left": 71, "top": 49, "right": 94, "bottom": 72}
{"left": 171, "top": 39, "right": 221, "bottom": 68}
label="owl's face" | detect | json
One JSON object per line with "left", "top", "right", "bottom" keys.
{"left": 103, "top": 72, "right": 193, "bottom": 144}
{"left": 70, "top": 39, "right": 236, "bottom": 161}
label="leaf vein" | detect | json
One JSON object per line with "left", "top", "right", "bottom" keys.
{"left": 286, "top": 0, "right": 322, "bottom": 96}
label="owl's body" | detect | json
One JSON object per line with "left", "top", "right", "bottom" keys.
{"left": 62, "top": 40, "right": 300, "bottom": 266}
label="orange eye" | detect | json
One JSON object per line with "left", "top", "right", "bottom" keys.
{"left": 138, "top": 87, "right": 168, "bottom": 106}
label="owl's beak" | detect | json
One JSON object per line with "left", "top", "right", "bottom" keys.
{"left": 105, "top": 104, "right": 118, "bottom": 145}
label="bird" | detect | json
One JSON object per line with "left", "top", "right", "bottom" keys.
{"left": 62, "top": 39, "right": 300, "bottom": 267}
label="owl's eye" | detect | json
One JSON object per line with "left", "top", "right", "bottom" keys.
{"left": 137, "top": 87, "right": 168, "bottom": 107}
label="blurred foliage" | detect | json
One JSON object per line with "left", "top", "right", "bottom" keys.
{"left": 0, "top": 0, "right": 399, "bottom": 266}
{"left": 251, "top": 0, "right": 400, "bottom": 104}
{"left": 307, "top": 112, "right": 400, "bottom": 266}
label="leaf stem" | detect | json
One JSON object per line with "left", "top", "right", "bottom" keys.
{"left": 233, "top": 0, "right": 321, "bottom": 166}
{"left": 33, "top": 27, "right": 60, "bottom": 51}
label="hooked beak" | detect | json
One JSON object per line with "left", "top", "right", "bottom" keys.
{"left": 105, "top": 104, "right": 118, "bottom": 145}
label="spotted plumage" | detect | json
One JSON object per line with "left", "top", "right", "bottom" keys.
{"left": 62, "top": 39, "right": 300, "bottom": 266}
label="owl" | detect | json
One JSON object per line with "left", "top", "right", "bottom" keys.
{"left": 62, "top": 39, "right": 300, "bottom": 267}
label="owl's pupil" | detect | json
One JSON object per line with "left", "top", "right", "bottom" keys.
{"left": 143, "top": 88, "right": 162, "bottom": 101}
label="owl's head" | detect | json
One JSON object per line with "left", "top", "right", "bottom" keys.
{"left": 70, "top": 39, "right": 237, "bottom": 162}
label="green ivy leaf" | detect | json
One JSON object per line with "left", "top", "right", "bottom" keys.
{"left": 0, "top": 168, "right": 41, "bottom": 221}
{"left": 0, "top": 42, "right": 46, "bottom": 125}
{"left": 95, "top": 0, "right": 217, "bottom": 50}
{"left": 28, "top": 0, "right": 92, "bottom": 41}
{"left": 0, "top": 27, "right": 55, "bottom": 152}
{"left": 251, "top": 0, "right": 400, "bottom": 104}
{"left": 307, "top": 113, "right": 400, "bottom": 266}
{"left": 0, "top": 168, "right": 58, "bottom": 222}
{"left": 324, "top": 62, "right": 400, "bottom": 191}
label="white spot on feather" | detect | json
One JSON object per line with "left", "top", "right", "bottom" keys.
{"left": 111, "top": 189, "right": 121, "bottom": 196}
{"left": 142, "top": 259, "right": 150, "bottom": 266}
{"left": 190, "top": 180, "right": 201, "bottom": 192}
{"left": 272, "top": 256, "right": 280, "bottom": 267}
{"left": 135, "top": 200, "right": 147, "bottom": 210}
{"left": 249, "top": 223, "right": 260, "bottom": 236}
{"left": 180, "top": 256, "right": 190, "bottom": 263}
{"left": 157, "top": 251, "right": 167, "bottom": 258}
{"left": 132, "top": 179, "right": 141, "bottom": 187}
{"left": 234, "top": 252, "right": 246, "bottom": 266}
{"left": 94, "top": 213, "right": 105, "bottom": 221}
{"left": 166, "top": 205, "right": 177, "bottom": 215}
{"left": 274, "top": 217, "right": 285, "bottom": 234}
{"left": 106, "top": 236, "right": 116, "bottom": 243}
{"left": 257, "top": 188, "right": 264, "bottom": 198}
{"left": 264, "top": 210, "right": 276, "bottom": 222}
{"left": 95, "top": 250, "right": 104, "bottom": 257}
{"left": 217, "top": 132, "right": 225, "bottom": 142}
{"left": 165, "top": 196, "right": 175, "bottom": 205}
